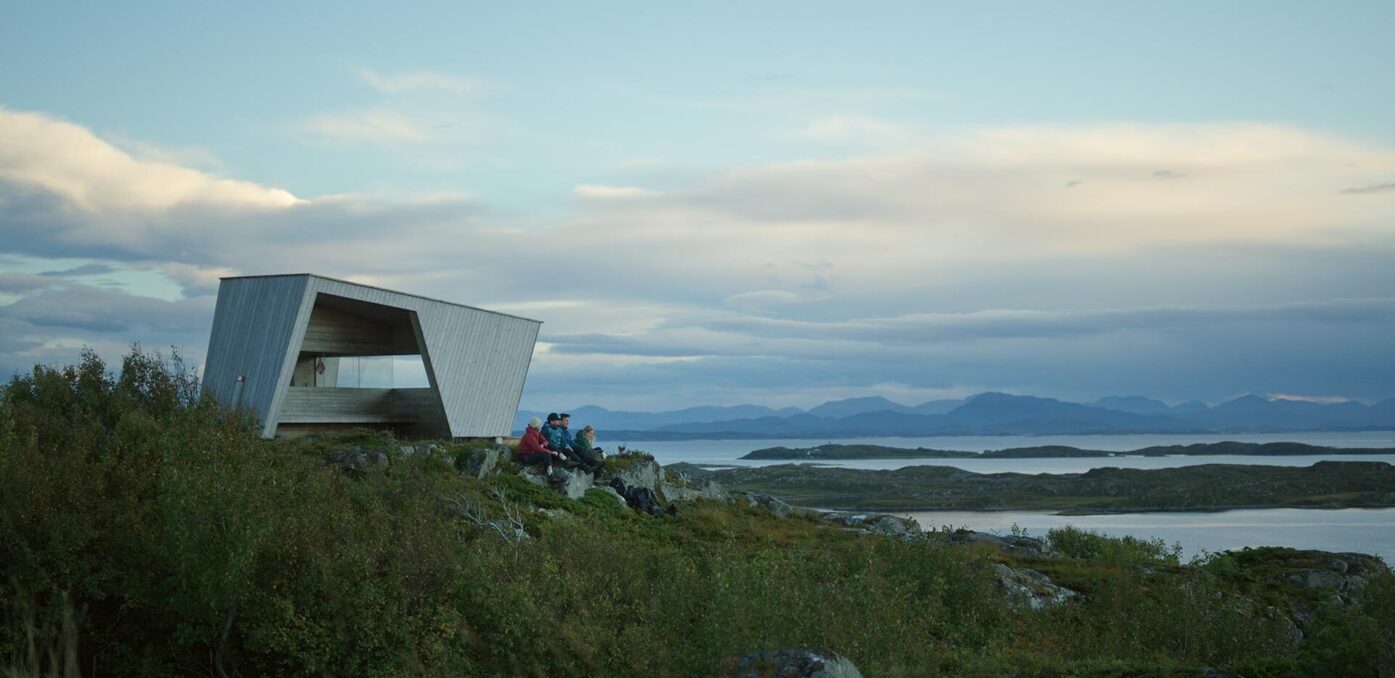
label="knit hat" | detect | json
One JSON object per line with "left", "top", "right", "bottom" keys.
{"left": 528, "top": 416, "right": 542, "bottom": 429}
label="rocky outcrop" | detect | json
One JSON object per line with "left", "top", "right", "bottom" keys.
{"left": 554, "top": 469, "right": 595, "bottom": 500}
{"left": 503, "top": 454, "right": 738, "bottom": 512}
{"left": 328, "top": 446, "right": 389, "bottom": 471}
{"left": 661, "top": 468, "right": 732, "bottom": 503}
{"left": 734, "top": 494, "right": 923, "bottom": 539}
{"left": 518, "top": 467, "right": 595, "bottom": 500}
{"left": 1252, "top": 549, "right": 1393, "bottom": 633}
{"left": 331, "top": 443, "right": 461, "bottom": 473}
{"left": 463, "top": 446, "right": 505, "bottom": 480}
{"left": 610, "top": 459, "right": 664, "bottom": 498}
{"left": 949, "top": 529, "right": 1058, "bottom": 558}
{"left": 723, "top": 648, "right": 863, "bottom": 678}
{"left": 737, "top": 492, "right": 797, "bottom": 517}
{"left": 397, "top": 443, "right": 446, "bottom": 458}
{"left": 1268, "top": 551, "right": 1390, "bottom": 600}
{"left": 818, "top": 512, "right": 921, "bottom": 539}
{"left": 992, "top": 563, "right": 1078, "bottom": 610}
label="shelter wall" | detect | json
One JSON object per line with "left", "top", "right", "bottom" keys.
{"left": 202, "top": 276, "right": 310, "bottom": 433}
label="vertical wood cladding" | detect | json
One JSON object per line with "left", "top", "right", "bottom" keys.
{"left": 202, "top": 274, "right": 540, "bottom": 438}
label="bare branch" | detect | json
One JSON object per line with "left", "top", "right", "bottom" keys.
{"left": 439, "top": 490, "right": 527, "bottom": 548}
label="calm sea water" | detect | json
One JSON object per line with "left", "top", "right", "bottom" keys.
{"left": 627, "top": 430, "right": 1395, "bottom": 473}
{"left": 902, "top": 508, "right": 1395, "bottom": 564}
{"left": 618, "top": 432, "right": 1395, "bottom": 562}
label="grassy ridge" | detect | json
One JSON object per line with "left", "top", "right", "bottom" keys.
{"left": 2, "top": 348, "right": 1393, "bottom": 675}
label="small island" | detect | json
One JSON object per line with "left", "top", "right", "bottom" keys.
{"left": 741, "top": 440, "right": 1395, "bottom": 460}
{"left": 675, "top": 460, "right": 1395, "bottom": 513}
{"left": 744, "top": 444, "right": 979, "bottom": 459}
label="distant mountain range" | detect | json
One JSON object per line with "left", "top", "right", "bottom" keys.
{"left": 515, "top": 392, "right": 1395, "bottom": 439}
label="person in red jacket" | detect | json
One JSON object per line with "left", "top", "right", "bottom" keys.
{"left": 517, "top": 416, "right": 560, "bottom": 471}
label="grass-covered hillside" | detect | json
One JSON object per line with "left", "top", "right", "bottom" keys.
{"left": 2, "top": 348, "right": 1393, "bottom": 676}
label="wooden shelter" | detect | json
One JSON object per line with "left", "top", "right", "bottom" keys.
{"left": 201, "top": 274, "right": 540, "bottom": 438}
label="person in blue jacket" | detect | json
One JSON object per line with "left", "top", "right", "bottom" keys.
{"left": 540, "top": 413, "right": 573, "bottom": 461}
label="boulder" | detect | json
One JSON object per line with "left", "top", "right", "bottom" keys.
{"left": 993, "top": 563, "right": 1078, "bottom": 610}
{"left": 723, "top": 648, "right": 863, "bottom": 678}
{"left": 327, "top": 450, "right": 360, "bottom": 472}
{"left": 1260, "top": 550, "right": 1392, "bottom": 601}
{"left": 463, "top": 447, "right": 504, "bottom": 480}
{"left": 517, "top": 467, "right": 594, "bottom": 500}
{"left": 950, "top": 530, "right": 1058, "bottom": 558}
{"left": 739, "top": 492, "right": 795, "bottom": 517}
{"left": 329, "top": 446, "right": 390, "bottom": 472}
{"left": 395, "top": 443, "right": 446, "bottom": 458}
{"left": 554, "top": 469, "right": 595, "bottom": 500}
{"left": 611, "top": 459, "right": 663, "bottom": 497}
{"left": 519, "top": 468, "right": 549, "bottom": 489}
{"left": 820, "top": 512, "right": 920, "bottom": 538}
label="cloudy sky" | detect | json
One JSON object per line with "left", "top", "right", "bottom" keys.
{"left": 2, "top": 2, "right": 1393, "bottom": 411}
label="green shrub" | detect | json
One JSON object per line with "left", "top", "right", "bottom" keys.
{"left": 1048, "top": 525, "right": 1183, "bottom": 566}
{"left": 601, "top": 450, "right": 655, "bottom": 473}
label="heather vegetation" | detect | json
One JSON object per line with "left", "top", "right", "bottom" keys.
{"left": 2, "top": 348, "right": 1392, "bottom": 676}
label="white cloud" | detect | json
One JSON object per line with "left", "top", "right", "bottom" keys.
{"left": 0, "top": 109, "right": 498, "bottom": 279}
{"left": 158, "top": 262, "right": 240, "bottom": 296}
{"left": 572, "top": 184, "right": 656, "bottom": 199}
{"left": 0, "top": 107, "right": 299, "bottom": 215}
{"left": 563, "top": 122, "right": 1395, "bottom": 302}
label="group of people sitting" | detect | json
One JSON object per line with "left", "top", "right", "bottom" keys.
{"left": 517, "top": 412, "right": 605, "bottom": 478}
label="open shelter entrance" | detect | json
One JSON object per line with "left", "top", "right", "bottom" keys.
{"left": 277, "top": 293, "right": 450, "bottom": 437}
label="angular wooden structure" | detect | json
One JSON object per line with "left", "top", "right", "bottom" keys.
{"left": 201, "top": 274, "right": 541, "bottom": 438}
